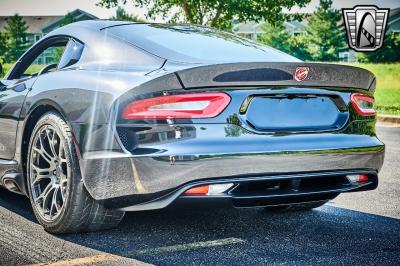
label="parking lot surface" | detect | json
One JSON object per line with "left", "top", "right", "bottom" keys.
{"left": 0, "top": 126, "right": 399, "bottom": 266}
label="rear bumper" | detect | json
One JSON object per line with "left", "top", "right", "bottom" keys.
{"left": 78, "top": 124, "right": 385, "bottom": 209}
{"left": 120, "top": 169, "right": 379, "bottom": 211}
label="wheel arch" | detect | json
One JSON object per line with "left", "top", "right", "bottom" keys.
{"left": 20, "top": 100, "right": 79, "bottom": 181}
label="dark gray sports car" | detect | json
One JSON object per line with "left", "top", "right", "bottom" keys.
{"left": 0, "top": 21, "right": 384, "bottom": 233}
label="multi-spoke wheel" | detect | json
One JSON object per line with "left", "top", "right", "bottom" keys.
{"left": 27, "top": 112, "right": 124, "bottom": 234}
{"left": 29, "top": 125, "right": 69, "bottom": 221}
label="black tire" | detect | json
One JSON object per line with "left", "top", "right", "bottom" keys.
{"left": 264, "top": 200, "right": 329, "bottom": 212}
{"left": 26, "top": 112, "right": 124, "bottom": 233}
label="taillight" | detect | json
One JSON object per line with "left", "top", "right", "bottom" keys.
{"left": 183, "top": 183, "right": 234, "bottom": 196}
{"left": 122, "top": 92, "right": 231, "bottom": 119}
{"left": 183, "top": 185, "right": 209, "bottom": 196}
{"left": 350, "top": 93, "right": 375, "bottom": 116}
{"left": 346, "top": 174, "right": 369, "bottom": 184}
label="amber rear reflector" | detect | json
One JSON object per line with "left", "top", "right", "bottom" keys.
{"left": 183, "top": 185, "right": 209, "bottom": 196}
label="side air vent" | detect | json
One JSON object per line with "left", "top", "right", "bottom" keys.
{"left": 116, "top": 126, "right": 152, "bottom": 151}
{"left": 116, "top": 127, "right": 137, "bottom": 151}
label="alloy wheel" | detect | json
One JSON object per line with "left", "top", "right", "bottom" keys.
{"left": 29, "top": 125, "right": 70, "bottom": 221}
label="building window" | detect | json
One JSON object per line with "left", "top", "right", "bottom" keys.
{"left": 339, "top": 52, "right": 350, "bottom": 62}
{"left": 35, "top": 34, "right": 42, "bottom": 42}
{"left": 244, "top": 33, "right": 255, "bottom": 40}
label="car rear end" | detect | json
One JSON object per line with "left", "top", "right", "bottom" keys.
{"left": 81, "top": 62, "right": 384, "bottom": 211}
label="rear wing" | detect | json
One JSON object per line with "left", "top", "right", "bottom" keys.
{"left": 176, "top": 62, "right": 376, "bottom": 91}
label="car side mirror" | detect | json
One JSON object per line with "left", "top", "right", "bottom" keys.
{"left": 0, "top": 79, "right": 16, "bottom": 91}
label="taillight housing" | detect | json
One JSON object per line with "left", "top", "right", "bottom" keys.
{"left": 350, "top": 93, "right": 375, "bottom": 116}
{"left": 122, "top": 92, "right": 231, "bottom": 119}
{"left": 183, "top": 183, "right": 234, "bottom": 196}
{"left": 346, "top": 174, "right": 369, "bottom": 184}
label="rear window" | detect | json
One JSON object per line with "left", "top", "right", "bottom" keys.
{"left": 104, "top": 24, "right": 300, "bottom": 63}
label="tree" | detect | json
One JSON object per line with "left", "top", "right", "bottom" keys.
{"left": 98, "top": 0, "right": 311, "bottom": 29}
{"left": 4, "top": 14, "right": 29, "bottom": 62}
{"left": 0, "top": 32, "right": 7, "bottom": 64}
{"left": 259, "top": 23, "right": 293, "bottom": 54}
{"left": 356, "top": 32, "right": 400, "bottom": 63}
{"left": 60, "top": 12, "right": 77, "bottom": 27}
{"left": 289, "top": 33, "right": 313, "bottom": 60}
{"left": 259, "top": 22, "right": 312, "bottom": 61}
{"left": 111, "top": 6, "right": 146, "bottom": 22}
{"left": 305, "top": 0, "right": 345, "bottom": 61}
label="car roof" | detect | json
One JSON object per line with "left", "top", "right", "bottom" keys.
{"left": 44, "top": 20, "right": 298, "bottom": 65}
{"left": 56, "top": 20, "right": 133, "bottom": 31}
{"left": 99, "top": 23, "right": 299, "bottom": 63}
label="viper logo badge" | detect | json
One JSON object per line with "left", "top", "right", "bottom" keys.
{"left": 294, "top": 67, "right": 309, "bottom": 82}
{"left": 342, "top": 5, "right": 389, "bottom": 52}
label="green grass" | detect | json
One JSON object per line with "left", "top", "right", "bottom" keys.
{"left": 1, "top": 63, "right": 43, "bottom": 77}
{"left": 345, "top": 63, "right": 400, "bottom": 115}
{"left": 346, "top": 63, "right": 400, "bottom": 90}
{"left": 374, "top": 89, "right": 400, "bottom": 115}
{"left": 2, "top": 62, "right": 400, "bottom": 115}
{"left": 1, "top": 63, "right": 13, "bottom": 77}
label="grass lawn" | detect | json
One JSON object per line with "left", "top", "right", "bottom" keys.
{"left": 1, "top": 63, "right": 12, "bottom": 76}
{"left": 345, "top": 63, "right": 400, "bottom": 115}
{"left": 2, "top": 63, "right": 43, "bottom": 76}
{"left": 1, "top": 62, "right": 400, "bottom": 115}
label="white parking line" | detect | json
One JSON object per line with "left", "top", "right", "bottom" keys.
{"left": 123, "top": 237, "right": 246, "bottom": 257}
{"left": 27, "top": 254, "right": 121, "bottom": 266}
{"left": 26, "top": 238, "right": 245, "bottom": 266}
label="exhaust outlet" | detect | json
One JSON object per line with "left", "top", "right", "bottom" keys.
{"left": 1, "top": 173, "right": 25, "bottom": 195}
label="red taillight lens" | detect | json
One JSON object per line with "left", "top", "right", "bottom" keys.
{"left": 358, "top": 174, "right": 369, "bottom": 183}
{"left": 122, "top": 92, "right": 231, "bottom": 119}
{"left": 350, "top": 93, "right": 375, "bottom": 116}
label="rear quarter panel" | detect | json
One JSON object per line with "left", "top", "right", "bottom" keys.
{"left": 15, "top": 68, "right": 173, "bottom": 161}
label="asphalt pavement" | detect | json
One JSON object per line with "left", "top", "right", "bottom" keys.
{"left": 0, "top": 126, "right": 399, "bottom": 266}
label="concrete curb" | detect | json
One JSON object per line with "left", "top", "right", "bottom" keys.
{"left": 377, "top": 115, "right": 400, "bottom": 127}
{"left": 378, "top": 115, "right": 400, "bottom": 123}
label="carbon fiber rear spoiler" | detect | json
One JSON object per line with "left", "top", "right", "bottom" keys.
{"left": 176, "top": 62, "right": 376, "bottom": 91}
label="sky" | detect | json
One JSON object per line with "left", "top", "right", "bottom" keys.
{"left": 0, "top": 0, "right": 399, "bottom": 20}
{"left": 0, "top": 0, "right": 147, "bottom": 19}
